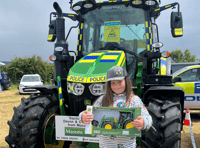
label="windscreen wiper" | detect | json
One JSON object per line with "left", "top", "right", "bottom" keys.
{"left": 125, "top": 24, "right": 146, "bottom": 44}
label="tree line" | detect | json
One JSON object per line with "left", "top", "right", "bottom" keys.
{"left": 170, "top": 48, "right": 197, "bottom": 63}
{"left": 0, "top": 55, "right": 54, "bottom": 84}
{"left": 0, "top": 49, "right": 197, "bottom": 84}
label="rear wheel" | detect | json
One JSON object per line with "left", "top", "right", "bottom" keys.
{"left": 142, "top": 96, "right": 182, "bottom": 148}
{"left": 123, "top": 119, "right": 134, "bottom": 129}
{"left": 5, "top": 93, "right": 71, "bottom": 148}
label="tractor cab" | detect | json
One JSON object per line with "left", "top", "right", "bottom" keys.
{"left": 119, "top": 111, "right": 133, "bottom": 124}
{"left": 81, "top": 4, "right": 147, "bottom": 82}
{"left": 64, "top": 1, "right": 155, "bottom": 115}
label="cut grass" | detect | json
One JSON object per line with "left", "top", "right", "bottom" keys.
{"left": 7, "top": 84, "right": 18, "bottom": 91}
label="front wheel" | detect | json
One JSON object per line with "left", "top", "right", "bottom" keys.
{"left": 142, "top": 96, "right": 182, "bottom": 148}
{"left": 102, "top": 121, "right": 115, "bottom": 129}
{"left": 5, "top": 94, "right": 71, "bottom": 148}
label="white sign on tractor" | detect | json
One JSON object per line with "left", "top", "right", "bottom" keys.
{"left": 55, "top": 116, "right": 99, "bottom": 143}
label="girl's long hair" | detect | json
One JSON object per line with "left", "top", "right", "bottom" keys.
{"left": 93, "top": 77, "right": 133, "bottom": 107}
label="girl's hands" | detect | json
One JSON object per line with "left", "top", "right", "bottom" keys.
{"left": 81, "top": 110, "right": 94, "bottom": 124}
{"left": 131, "top": 116, "right": 144, "bottom": 130}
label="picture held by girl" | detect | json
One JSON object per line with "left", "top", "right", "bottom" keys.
{"left": 79, "top": 66, "right": 152, "bottom": 148}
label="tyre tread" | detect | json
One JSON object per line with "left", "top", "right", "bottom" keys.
{"left": 161, "top": 102, "right": 180, "bottom": 110}
{"left": 160, "top": 116, "right": 181, "bottom": 129}
{"left": 6, "top": 94, "right": 71, "bottom": 148}
{"left": 143, "top": 96, "right": 182, "bottom": 148}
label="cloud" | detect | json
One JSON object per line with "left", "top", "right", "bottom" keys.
{"left": 0, "top": 0, "right": 200, "bottom": 62}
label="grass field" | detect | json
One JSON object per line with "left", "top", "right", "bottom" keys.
{"left": 0, "top": 85, "right": 200, "bottom": 148}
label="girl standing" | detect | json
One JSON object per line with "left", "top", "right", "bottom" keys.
{"left": 79, "top": 66, "right": 152, "bottom": 148}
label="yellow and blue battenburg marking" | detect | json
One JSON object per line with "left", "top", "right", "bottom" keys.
{"left": 58, "top": 80, "right": 63, "bottom": 106}
{"left": 79, "top": 51, "right": 105, "bottom": 63}
{"left": 160, "top": 57, "right": 166, "bottom": 75}
{"left": 154, "top": 3, "right": 176, "bottom": 12}
{"left": 145, "top": 21, "right": 153, "bottom": 52}
{"left": 76, "top": 23, "right": 83, "bottom": 57}
{"left": 63, "top": 14, "right": 74, "bottom": 17}
{"left": 97, "top": 0, "right": 129, "bottom": 3}
{"left": 79, "top": 51, "right": 124, "bottom": 63}
{"left": 53, "top": 12, "right": 74, "bottom": 17}
{"left": 99, "top": 51, "right": 121, "bottom": 62}
{"left": 57, "top": 76, "right": 66, "bottom": 115}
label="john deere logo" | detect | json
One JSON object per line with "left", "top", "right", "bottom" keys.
{"left": 115, "top": 70, "right": 122, "bottom": 75}
{"left": 84, "top": 100, "right": 91, "bottom": 106}
{"left": 87, "top": 108, "right": 91, "bottom": 112}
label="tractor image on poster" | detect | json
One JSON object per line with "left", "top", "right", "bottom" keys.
{"left": 99, "top": 111, "right": 134, "bottom": 129}
{"left": 5, "top": 0, "right": 184, "bottom": 148}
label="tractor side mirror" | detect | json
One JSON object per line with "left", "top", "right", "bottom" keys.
{"left": 171, "top": 11, "right": 183, "bottom": 37}
{"left": 47, "top": 19, "right": 57, "bottom": 42}
{"left": 172, "top": 76, "right": 182, "bottom": 83}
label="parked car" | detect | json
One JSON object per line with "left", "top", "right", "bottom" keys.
{"left": 171, "top": 62, "right": 200, "bottom": 73}
{"left": 172, "top": 65, "right": 200, "bottom": 109}
{"left": 0, "top": 71, "right": 11, "bottom": 91}
{"left": 19, "top": 74, "right": 43, "bottom": 94}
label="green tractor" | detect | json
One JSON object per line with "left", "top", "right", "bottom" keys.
{"left": 99, "top": 111, "right": 134, "bottom": 129}
{"left": 5, "top": 0, "right": 184, "bottom": 148}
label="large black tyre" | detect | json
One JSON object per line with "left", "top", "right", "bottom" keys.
{"left": 5, "top": 93, "right": 72, "bottom": 148}
{"left": 142, "top": 96, "right": 182, "bottom": 148}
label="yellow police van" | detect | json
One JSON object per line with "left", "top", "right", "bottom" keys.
{"left": 172, "top": 65, "right": 200, "bottom": 109}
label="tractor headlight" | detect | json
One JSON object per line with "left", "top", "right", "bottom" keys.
{"left": 89, "top": 83, "right": 105, "bottom": 96}
{"left": 145, "top": 0, "right": 156, "bottom": 6}
{"left": 84, "top": 3, "right": 93, "bottom": 8}
{"left": 73, "top": 5, "right": 81, "bottom": 11}
{"left": 74, "top": 83, "right": 85, "bottom": 95}
{"left": 132, "top": 0, "right": 142, "bottom": 5}
{"left": 67, "top": 82, "right": 85, "bottom": 95}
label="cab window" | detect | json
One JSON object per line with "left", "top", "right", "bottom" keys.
{"left": 178, "top": 68, "right": 200, "bottom": 82}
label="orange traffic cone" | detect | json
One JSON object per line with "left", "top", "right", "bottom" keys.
{"left": 184, "top": 108, "right": 190, "bottom": 126}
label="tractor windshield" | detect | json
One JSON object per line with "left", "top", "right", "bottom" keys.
{"left": 82, "top": 4, "right": 147, "bottom": 56}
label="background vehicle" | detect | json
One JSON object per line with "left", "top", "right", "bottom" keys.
{"left": 172, "top": 65, "right": 200, "bottom": 110}
{"left": 6, "top": 0, "right": 184, "bottom": 148}
{"left": 171, "top": 62, "right": 200, "bottom": 73}
{"left": 18, "top": 74, "right": 43, "bottom": 94}
{"left": 0, "top": 70, "right": 11, "bottom": 91}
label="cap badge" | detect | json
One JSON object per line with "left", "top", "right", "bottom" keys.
{"left": 115, "top": 70, "right": 122, "bottom": 75}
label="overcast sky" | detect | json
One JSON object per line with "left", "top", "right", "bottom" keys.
{"left": 1, "top": 0, "right": 200, "bottom": 63}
